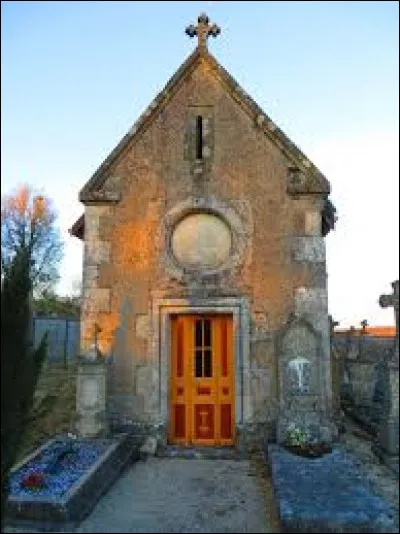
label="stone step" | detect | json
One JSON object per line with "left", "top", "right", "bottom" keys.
{"left": 157, "top": 445, "right": 245, "bottom": 460}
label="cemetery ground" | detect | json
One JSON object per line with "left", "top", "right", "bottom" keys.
{"left": 14, "top": 361, "right": 77, "bottom": 465}
{"left": 4, "top": 362, "right": 399, "bottom": 534}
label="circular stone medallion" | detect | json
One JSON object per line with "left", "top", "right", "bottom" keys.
{"left": 171, "top": 213, "right": 232, "bottom": 269}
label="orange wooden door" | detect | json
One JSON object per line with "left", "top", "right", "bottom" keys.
{"left": 170, "top": 315, "right": 234, "bottom": 446}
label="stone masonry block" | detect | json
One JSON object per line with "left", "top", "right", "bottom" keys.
{"left": 295, "top": 287, "right": 328, "bottom": 315}
{"left": 293, "top": 236, "right": 325, "bottom": 263}
{"left": 83, "top": 265, "right": 99, "bottom": 289}
{"left": 83, "top": 288, "right": 111, "bottom": 313}
{"left": 136, "top": 314, "right": 149, "bottom": 340}
{"left": 305, "top": 211, "right": 321, "bottom": 235}
{"left": 84, "top": 206, "right": 111, "bottom": 239}
{"left": 85, "top": 241, "right": 111, "bottom": 266}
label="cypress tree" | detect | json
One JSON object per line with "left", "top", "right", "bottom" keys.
{"left": 1, "top": 248, "right": 47, "bottom": 524}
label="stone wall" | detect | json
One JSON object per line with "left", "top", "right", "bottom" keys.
{"left": 332, "top": 332, "right": 395, "bottom": 432}
{"left": 79, "top": 57, "right": 331, "bottom": 443}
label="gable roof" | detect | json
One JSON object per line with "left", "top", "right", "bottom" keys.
{"left": 79, "top": 47, "right": 330, "bottom": 203}
{"left": 71, "top": 44, "right": 336, "bottom": 240}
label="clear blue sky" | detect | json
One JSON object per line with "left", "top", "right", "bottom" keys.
{"left": 1, "top": 1, "right": 399, "bottom": 327}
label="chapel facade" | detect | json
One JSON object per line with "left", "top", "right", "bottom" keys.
{"left": 71, "top": 14, "right": 337, "bottom": 449}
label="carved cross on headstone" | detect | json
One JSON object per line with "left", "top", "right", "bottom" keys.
{"left": 185, "top": 13, "right": 221, "bottom": 51}
{"left": 379, "top": 280, "right": 399, "bottom": 362}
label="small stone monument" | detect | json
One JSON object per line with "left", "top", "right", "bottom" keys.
{"left": 76, "top": 324, "right": 109, "bottom": 438}
{"left": 329, "top": 316, "right": 342, "bottom": 423}
{"left": 277, "top": 316, "right": 335, "bottom": 446}
{"left": 346, "top": 325, "right": 359, "bottom": 360}
{"left": 373, "top": 280, "right": 399, "bottom": 473}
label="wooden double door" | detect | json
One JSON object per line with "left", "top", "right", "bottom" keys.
{"left": 169, "top": 314, "right": 234, "bottom": 446}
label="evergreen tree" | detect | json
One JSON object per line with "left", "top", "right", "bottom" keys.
{"left": 1, "top": 248, "right": 47, "bottom": 525}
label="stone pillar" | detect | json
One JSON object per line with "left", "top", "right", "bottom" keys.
{"left": 76, "top": 356, "right": 109, "bottom": 438}
{"left": 373, "top": 281, "right": 399, "bottom": 473}
{"left": 329, "top": 316, "right": 340, "bottom": 415}
{"left": 373, "top": 358, "right": 399, "bottom": 473}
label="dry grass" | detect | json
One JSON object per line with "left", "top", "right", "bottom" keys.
{"left": 15, "top": 361, "right": 77, "bottom": 464}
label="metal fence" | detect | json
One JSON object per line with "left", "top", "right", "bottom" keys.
{"left": 32, "top": 316, "right": 80, "bottom": 363}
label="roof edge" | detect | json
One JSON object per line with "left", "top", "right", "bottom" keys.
{"left": 79, "top": 47, "right": 331, "bottom": 202}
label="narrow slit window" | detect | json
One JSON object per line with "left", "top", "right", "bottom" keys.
{"left": 196, "top": 115, "right": 203, "bottom": 159}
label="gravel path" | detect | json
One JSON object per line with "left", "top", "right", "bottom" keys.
{"left": 74, "top": 457, "right": 279, "bottom": 533}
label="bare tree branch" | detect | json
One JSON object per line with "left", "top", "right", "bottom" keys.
{"left": 1, "top": 184, "right": 63, "bottom": 295}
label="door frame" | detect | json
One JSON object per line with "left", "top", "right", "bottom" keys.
{"left": 149, "top": 295, "right": 251, "bottom": 433}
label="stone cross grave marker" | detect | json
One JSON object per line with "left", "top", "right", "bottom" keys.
{"left": 379, "top": 280, "right": 399, "bottom": 363}
{"left": 186, "top": 13, "right": 221, "bottom": 51}
{"left": 329, "top": 315, "right": 340, "bottom": 335}
{"left": 374, "top": 281, "right": 399, "bottom": 469}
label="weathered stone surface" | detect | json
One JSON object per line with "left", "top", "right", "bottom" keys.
{"left": 304, "top": 211, "right": 321, "bottom": 235}
{"left": 76, "top": 361, "right": 108, "bottom": 438}
{"left": 82, "top": 266, "right": 99, "bottom": 289}
{"left": 135, "top": 314, "right": 149, "bottom": 340}
{"left": 266, "top": 444, "right": 397, "bottom": 533}
{"left": 277, "top": 316, "right": 335, "bottom": 444}
{"left": 84, "top": 206, "right": 111, "bottom": 239}
{"left": 295, "top": 287, "right": 328, "bottom": 314}
{"left": 379, "top": 280, "right": 399, "bottom": 363}
{"left": 85, "top": 241, "right": 110, "bottom": 266}
{"left": 82, "top": 288, "right": 111, "bottom": 313}
{"left": 375, "top": 364, "right": 399, "bottom": 462}
{"left": 73, "top": 22, "right": 333, "bottom": 441}
{"left": 293, "top": 236, "right": 325, "bottom": 263}
{"left": 139, "top": 436, "right": 158, "bottom": 458}
{"left": 172, "top": 212, "right": 232, "bottom": 268}
{"left": 333, "top": 330, "right": 397, "bottom": 439}
{"left": 279, "top": 319, "right": 320, "bottom": 402}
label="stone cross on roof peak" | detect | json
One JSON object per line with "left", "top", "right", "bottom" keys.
{"left": 185, "top": 13, "right": 221, "bottom": 51}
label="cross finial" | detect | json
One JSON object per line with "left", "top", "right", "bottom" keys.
{"left": 185, "top": 13, "right": 221, "bottom": 51}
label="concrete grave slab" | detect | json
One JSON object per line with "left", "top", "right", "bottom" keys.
{"left": 266, "top": 444, "right": 397, "bottom": 533}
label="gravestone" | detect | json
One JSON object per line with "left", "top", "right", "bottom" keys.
{"left": 277, "top": 316, "right": 335, "bottom": 445}
{"left": 379, "top": 280, "right": 399, "bottom": 363}
{"left": 329, "top": 316, "right": 342, "bottom": 422}
{"left": 373, "top": 280, "right": 399, "bottom": 473}
{"left": 346, "top": 326, "right": 359, "bottom": 360}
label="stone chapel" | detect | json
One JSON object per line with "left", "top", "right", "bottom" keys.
{"left": 70, "top": 14, "right": 337, "bottom": 450}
